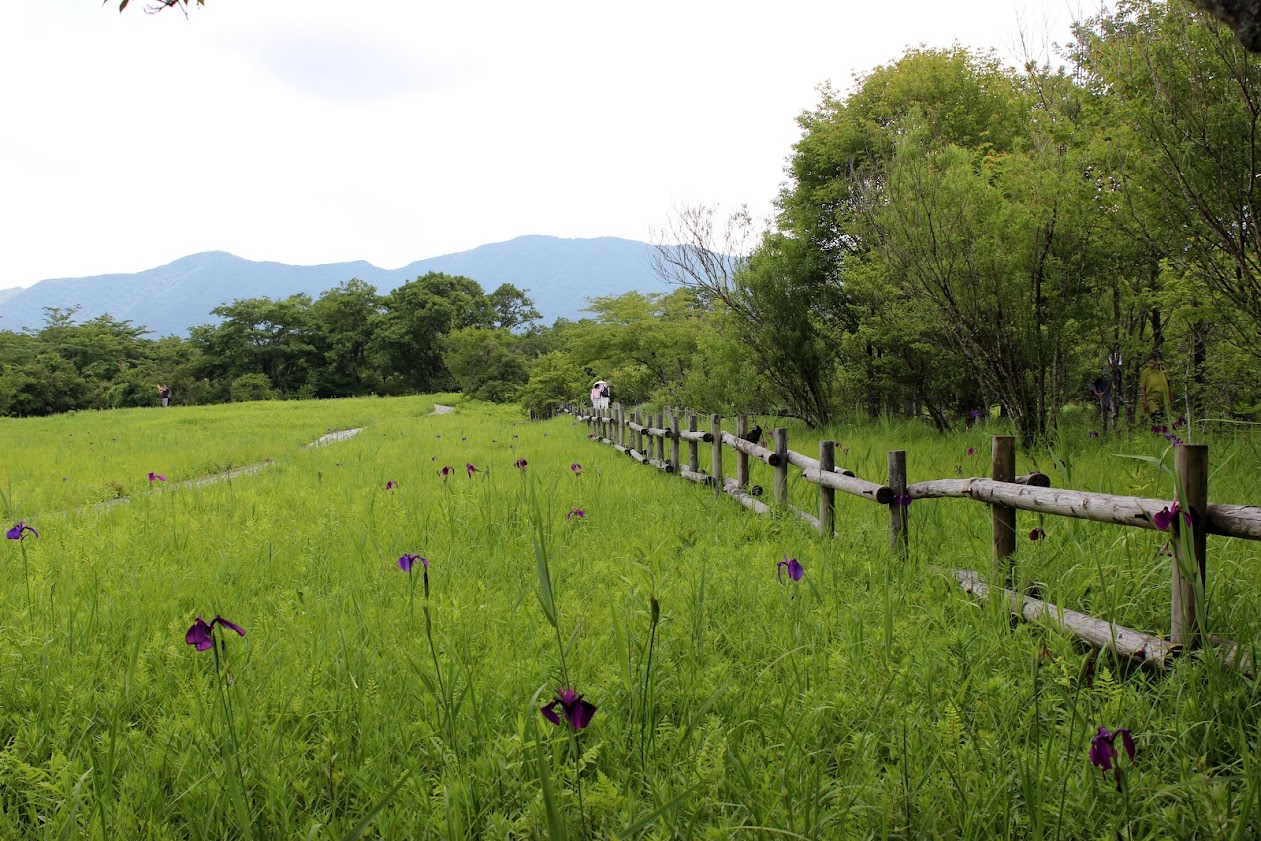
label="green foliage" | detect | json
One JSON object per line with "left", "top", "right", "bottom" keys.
{"left": 518, "top": 351, "right": 588, "bottom": 418}
{"left": 230, "top": 372, "right": 277, "bottom": 402}
{"left": 441, "top": 327, "right": 529, "bottom": 402}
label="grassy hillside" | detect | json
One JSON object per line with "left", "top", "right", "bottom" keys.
{"left": 1, "top": 399, "right": 1258, "bottom": 838}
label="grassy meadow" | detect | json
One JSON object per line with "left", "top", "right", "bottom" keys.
{"left": 2, "top": 397, "right": 1260, "bottom": 839}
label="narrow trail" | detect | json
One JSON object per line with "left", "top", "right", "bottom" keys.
{"left": 51, "top": 401, "right": 450, "bottom": 517}
{"left": 64, "top": 427, "right": 367, "bottom": 516}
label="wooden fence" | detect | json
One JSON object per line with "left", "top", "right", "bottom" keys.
{"left": 568, "top": 404, "right": 1261, "bottom": 676}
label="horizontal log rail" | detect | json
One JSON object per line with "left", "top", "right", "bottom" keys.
{"left": 786, "top": 448, "right": 856, "bottom": 477}
{"left": 720, "top": 431, "right": 782, "bottom": 467}
{"left": 907, "top": 477, "right": 1261, "bottom": 539}
{"left": 950, "top": 569, "right": 1181, "bottom": 668}
{"left": 802, "top": 467, "right": 893, "bottom": 505}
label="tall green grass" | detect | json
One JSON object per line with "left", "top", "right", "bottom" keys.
{"left": 1, "top": 398, "right": 1258, "bottom": 838}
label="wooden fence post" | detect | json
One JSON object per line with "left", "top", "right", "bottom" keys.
{"left": 711, "top": 414, "right": 724, "bottom": 495}
{"left": 737, "top": 413, "right": 751, "bottom": 489}
{"left": 889, "top": 450, "right": 908, "bottom": 558}
{"left": 1172, "top": 443, "right": 1209, "bottom": 649}
{"left": 773, "top": 428, "right": 789, "bottom": 506}
{"left": 671, "top": 412, "right": 680, "bottom": 472}
{"left": 819, "top": 440, "right": 836, "bottom": 537}
{"left": 991, "top": 435, "right": 1017, "bottom": 588}
{"left": 688, "top": 414, "right": 699, "bottom": 473}
{"left": 656, "top": 412, "right": 665, "bottom": 463}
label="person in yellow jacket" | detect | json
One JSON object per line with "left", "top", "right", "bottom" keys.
{"left": 1139, "top": 354, "right": 1173, "bottom": 421}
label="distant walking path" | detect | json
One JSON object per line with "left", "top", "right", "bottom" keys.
{"left": 302, "top": 427, "right": 366, "bottom": 448}
{"left": 430, "top": 404, "right": 455, "bottom": 415}
{"left": 66, "top": 426, "right": 368, "bottom": 516}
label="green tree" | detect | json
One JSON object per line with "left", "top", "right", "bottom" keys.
{"left": 441, "top": 328, "right": 530, "bottom": 402}
{"left": 306, "top": 279, "right": 384, "bottom": 397}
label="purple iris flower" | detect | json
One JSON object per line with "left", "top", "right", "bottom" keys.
{"left": 777, "top": 554, "right": 804, "bottom": 583}
{"left": 466, "top": 463, "right": 477, "bottom": 478}
{"left": 398, "top": 554, "right": 427, "bottom": 572}
{"left": 1089, "top": 726, "right": 1136, "bottom": 789}
{"left": 185, "top": 615, "right": 246, "bottom": 651}
{"left": 1089, "top": 431, "right": 1099, "bottom": 439}
{"left": 966, "top": 447, "right": 976, "bottom": 457}
{"left": 540, "top": 688, "right": 598, "bottom": 730}
{"left": 570, "top": 463, "right": 583, "bottom": 475}
{"left": 1152, "top": 502, "right": 1192, "bottom": 532}
{"left": 386, "top": 480, "right": 398, "bottom": 491}
{"left": 1029, "top": 527, "right": 1046, "bottom": 541}
{"left": 587, "top": 433, "right": 597, "bottom": 440}
{"left": 439, "top": 466, "right": 453, "bottom": 479}
{"left": 970, "top": 409, "right": 982, "bottom": 419}
{"left": 148, "top": 472, "right": 167, "bottom": 482}
{"left": 515, "top": 458, "right": 528, "bottom": 470}
{"left": 891, "top": 493, "right": 911, "bottom": 507}
{"left": 566, "top": 507, "right": 585, "bottom": 521}
{"left": 1151, "top": 424, "right": 1168, "bottom": 435}
{"left": 6, "top": 521, "right": 38, "bottom": 540}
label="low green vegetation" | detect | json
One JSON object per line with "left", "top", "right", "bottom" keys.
{"left": 2, "top": 397, "right": 1258, "bottom": 838}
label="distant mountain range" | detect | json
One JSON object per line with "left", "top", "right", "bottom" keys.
{"left": 0, "top": 235, "right": 667, "bottom": 336}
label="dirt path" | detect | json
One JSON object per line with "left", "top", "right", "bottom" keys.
{"left": 68, "top": 427, "right": 367, "bottom": 515}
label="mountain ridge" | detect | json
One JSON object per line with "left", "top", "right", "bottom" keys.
{"left": 0, "top": 235, "right": 665, "bottom": 336}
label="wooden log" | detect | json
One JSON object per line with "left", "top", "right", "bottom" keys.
{"left": 670, "top": 414, "right": 681, "bottom": 474}
{"left": 736, "top": 413, "right": 751, "bottom": 489}
{"left": 679, "top": 466, "right": 713, "bottom": 486}
{"left": 1206, "top": 502, "right": 1261, "bottom": 540}
{"left": 612, "top": 443, "right": 632, "bottom": 456}
{"left": 1172, "top": 444, "right": 1208, "bottom": 649}
{"left": 818, "top": 441, "right": 835, "bottom": 538}
{"left": 905, "top": 478, "right": 1192, "bottom": 533}
{"left": 1209, "top": 635, "right": 1256, "bottom": 678}
{"left": 793, "top": 506, "right": 821, "bottom": 529}
{"left": 1017, "top": 472, "right": 1051, "bottom": 487}
{"left": 773, "top": 428, "right": 789, "bottom": 506}
{"left": 678, "top": 429, "right": 715, "bottom": 443}
{"left": 889, "top": 450, "right": 908, "bottom": 559}
{"left": 711, "top": 415, "right": 724, "bottom": 496}
{"left": 648, "top": 457, "right": 675, "bottom": 474}
{"left": 720, "top": 431, "right": 782, "bottom": 467}
{"left": 801, "top": 468, "right": 893, "bottom": 504}
{"left": 629, "top": 448, "right": 648, "bottom": 465}
{"left": 950, "top": 569, "right": 1179, "bottom": 668}
{"left": 687, "top": 414, "right": 699, "bottom": 474}
{"left": 725, "top": 483, "right": 771, "bottom": 515}
{"left": 786, "top": 448, "right": 857, "bottom": 477}
{"left": 991, "top": 436, "right": 1017, "bottom": 589}
{"left": 722, "top": 477, "right": 763, "bottom": 496}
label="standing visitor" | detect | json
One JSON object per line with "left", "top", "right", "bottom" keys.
{"left": 1139, "top": 354, "right": 1172, "bottom": 421}
{"left": 597, "top": 380, "right": 611, "bottom": 411}
{"left": 156, "top": 383, "right": 172, "bottom": 408}
{"left": 590, "top": 382, "right": 602, "bottom": 414}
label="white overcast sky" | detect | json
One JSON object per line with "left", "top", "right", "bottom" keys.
{"left": 0, "top": 0, "right": 1087, "bottom": 289}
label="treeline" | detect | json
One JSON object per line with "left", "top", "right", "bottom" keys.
{"left": 0, "top": 273, "right": 546, "bottom": 415}
{"left": 7, "top": 0, "right": 1261, "bottom": 436}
